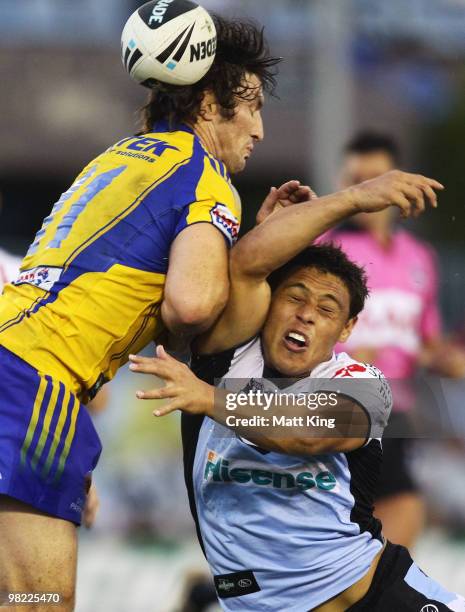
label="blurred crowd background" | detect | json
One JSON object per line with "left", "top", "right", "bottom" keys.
{"left": 1, "top": 1, "right": 465, "bottom": 610}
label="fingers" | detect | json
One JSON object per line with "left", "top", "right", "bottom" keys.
{"left": 421, "top": 184, "right": 438, "bottom": 209}
{"left": 289, "top": 185, "right": 314, "bottom": 203}
{"left": 391, "top": 171, "right": 444, "bottom": 216}
{"left": 129, "top": 356, "right": 173, "bottom": 381}
{"left": 404, "top": 173, "right": 444, "bottom": 207}
{"left": 276, "top": 180, "right": 301, "bottom": 198}
{"left": 422, "top": 176, "right": 444, "bottom": 191}
{"left": 135, "top": 385, "right": 177, "bottom": 400}
{"left": 153, "top": 399, "right": 182, "bottom": 417}
{"left": 262, "top": 186, "right": 279, "bottom": 209}
{"left": 256, "top": 187, "right": 279, "bottom": 224}
{"left": 393, "top": 194, "right": 412, "bottom": 218}
{"left": 402, "top": 184, "right": 425, "bottom": 217}
{"left": 129, "top": 346, "right": 180, "bottom": 380}
{"left": 156, "top": 344, "right": 171, "bottom": 360}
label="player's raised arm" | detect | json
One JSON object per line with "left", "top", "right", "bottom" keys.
{"left": 129, "top": 345, "right": 392, "bottom": 456}
{"left": 197, "top": 170, "right": 444, "bottom": 354}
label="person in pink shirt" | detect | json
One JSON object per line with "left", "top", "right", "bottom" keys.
{"left": 324, "top": 131, "right": 465, "bottom": 548}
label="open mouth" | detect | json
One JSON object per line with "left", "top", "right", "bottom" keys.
{"left": 283, "top": 331, "right": 308, "bottom": 353}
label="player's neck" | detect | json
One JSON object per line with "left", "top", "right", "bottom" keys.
{"left": 190, "top": 120, "right": 221, "bottom": 160}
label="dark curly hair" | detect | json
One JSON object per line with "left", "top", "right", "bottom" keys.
{"left": 268, "top": 244, "right": 369, "bottom": 320}
{"left": 139, "top": 15, "right": 281, "bottom": 133}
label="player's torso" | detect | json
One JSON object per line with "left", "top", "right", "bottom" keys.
{"left": 0, "top": 126, "right": 237, "bottom": 400}
{"left": 188, "top": 339, "right": 384, "bottom": 610}
{"left": 331, "top": 230, "right": 434, "bottom": 377}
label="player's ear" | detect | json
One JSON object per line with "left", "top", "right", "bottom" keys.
{"left": 199, "top": 90, "right": 219, "bottom": 121}
{"left": 338, "top": 316, "right": 357, "bottom": 344}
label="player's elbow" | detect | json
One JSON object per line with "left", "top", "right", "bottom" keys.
{"left": 162, "top": 289, "right": 228, "bottom": 333}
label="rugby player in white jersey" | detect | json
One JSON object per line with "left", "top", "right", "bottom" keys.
{"left": 131, "top": 171, "right": 464, "bottom": 610}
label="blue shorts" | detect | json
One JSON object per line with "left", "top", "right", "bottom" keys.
{"left": 0, "top": 345, "right": 102, "bottom": 525}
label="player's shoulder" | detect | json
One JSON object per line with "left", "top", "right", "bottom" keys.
{"left": 107, "top": 128, "right": 195, "bottom": 161}
{"left": 329, "top": 352, "right": 386, "bottom": 380}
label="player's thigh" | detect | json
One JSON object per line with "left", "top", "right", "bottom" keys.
{"left": 0, "top": 495, "right": 77, "bottom": 611}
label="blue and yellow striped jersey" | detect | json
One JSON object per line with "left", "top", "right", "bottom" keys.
{"left": 0, "top": 122, "right": 240, "bottom": 402}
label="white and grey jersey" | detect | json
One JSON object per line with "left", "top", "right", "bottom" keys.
{"left": 182, "top": 337, "right": 393, "bottom": 611}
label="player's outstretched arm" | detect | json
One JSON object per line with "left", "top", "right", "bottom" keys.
{"left": 130, "top": 346, "right": 371, "bottom": 455}
{"left": 197, "top": 171, "right": 444, "bottom": 354}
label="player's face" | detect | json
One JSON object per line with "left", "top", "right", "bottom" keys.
{"left": 339, "top": 151, "right": 396, "bottom": 231}
{"left": 339, "top": 151, "right": 395, "bottom": 187}
{"left": 261, "top": 267, "right": 357, "bottom": 377}
{"left": 213, "top": 73, "right": 265, "bottom": 174}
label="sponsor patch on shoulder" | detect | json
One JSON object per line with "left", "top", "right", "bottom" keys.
{"left": 334, "top": 363, "right": 368, "bottom": 378}
{"left": 211, "top": 203, "right": 239, "bottom": 246}
{"left": 14, "top": 266, "right": 62, "bottom": 291}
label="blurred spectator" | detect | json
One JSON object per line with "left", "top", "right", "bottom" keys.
{"left": 322, "top": 130, "right": 465, "bottom": 548}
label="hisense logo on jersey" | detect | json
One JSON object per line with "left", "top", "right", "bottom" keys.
{"left": 204, "top": 451, "right": 337, "bottom": 492}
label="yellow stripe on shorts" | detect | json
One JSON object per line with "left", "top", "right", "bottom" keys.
{"left": 54, "top": 394, "right": 80, "bottom": 483}
{"left": 31, "top": 379, "right": 60, "bottom": 471}
{"left": 20, "top": 375, "right": 48, "bottom": 468}
{"left": 41, "top": 386, "right": 71, "bottom": 479}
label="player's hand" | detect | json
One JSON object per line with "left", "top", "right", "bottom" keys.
{"left": 129, "top": 345, "right": 215, "bottom": 417}
{"left": 256, "top": 181, "right": 317, "bottom": 225}
{"left": 83, "top": 482, "right": 100, "bottom": 529}
{"left": 347, "top": 170, "right": 444, "bottom": 218}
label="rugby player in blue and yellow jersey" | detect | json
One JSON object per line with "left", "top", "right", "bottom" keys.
{"left": 0, "top": 17, "right": 288, "bottom": 608}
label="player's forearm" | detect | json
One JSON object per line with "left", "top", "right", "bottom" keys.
{"left": 207, "top": 389, "right": 367, "bottom": 456}
{"left": 231, "top": 190, "right": 358, "bottom": 280}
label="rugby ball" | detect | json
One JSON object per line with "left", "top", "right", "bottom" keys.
{"left": 121, "top": 0, "right": 217, "bottom": 87}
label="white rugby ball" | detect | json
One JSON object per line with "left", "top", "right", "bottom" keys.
{"left": 121, "top": 0, "right": 217, "bottom": 87}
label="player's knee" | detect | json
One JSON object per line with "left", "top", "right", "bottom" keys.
{"left": 57, "top": 587, "right": 76, "bottom": 611}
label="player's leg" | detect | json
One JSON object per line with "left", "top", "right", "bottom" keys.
{"left": 0, "top": 496, "right": 77, "bottom": 611}
{"left": 0, "top": 347, "right": 102, "bottom": 610}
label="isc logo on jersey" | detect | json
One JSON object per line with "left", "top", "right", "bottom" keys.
{"left": 204, "top": 451, "right": 338, "bottom": 492}
{"left": 211, "top": 204, "right": 239, "bottom": 246}
{"left": 121, "top": 0, "right": 217, "bottom": 87}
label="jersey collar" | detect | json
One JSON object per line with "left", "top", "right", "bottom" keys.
{"left": 152, "top": 120, "right": 194, "bottom": 134}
